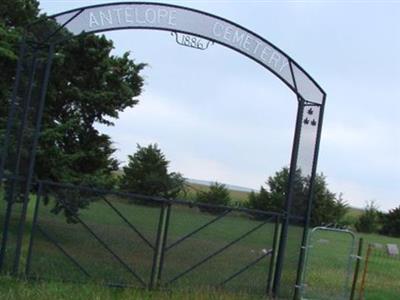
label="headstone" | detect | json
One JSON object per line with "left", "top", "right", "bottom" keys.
{"left": 387, "top": 244, "right": 399, "bottom": 256}
{"left": 373, "top": 243, "right": 383, "bottom": 249}
{"left": 318, "top": 239, "right": 330, "bottom": 244}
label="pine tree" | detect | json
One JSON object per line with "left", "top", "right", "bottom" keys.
{"left": 120, "top": 144, "right": 185, "bottom": 200}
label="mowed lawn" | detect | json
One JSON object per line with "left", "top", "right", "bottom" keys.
{"left": 0, "top": 188, "right": 399, "bottom": 299}
{"left": 0, "top": 191, "right": 282, "bottom": 296}
{"left": 0, "top": 275, "right": 261, "bottom": 300}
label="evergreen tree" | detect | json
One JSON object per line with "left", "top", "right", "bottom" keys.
{"left": 196, "top": 182, "right": 231, "bottom": 214}
{"left": 0, "top": 0, "right": 145, "bottom": 222}
{"left": 355, "top": 201, "right": 380, "bottom": 233}
{"left": 246, "top": 167, "right": 348, "bottom": 226}
{"left": 120, "top": 144, "right": 185, "bottom": 200}
{"left": 0, "top": 0, "right": 145, "bottom": 187}
{"left": 379, "top": 206, "right": 400, "bottom": 237}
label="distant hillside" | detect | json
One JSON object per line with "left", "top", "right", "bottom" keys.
{"left": 182, "top": 181, "right": 250, "bottom": 204}
{"left": 186, "top": 178, "right": 255, "bottom": 193}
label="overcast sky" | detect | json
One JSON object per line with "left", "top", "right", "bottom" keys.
{"left": 39, "top": 0, "right": 399, "bottom": 210}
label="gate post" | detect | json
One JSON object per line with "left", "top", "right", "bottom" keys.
{"left": 0, "top": 40, "right": 30, "bottom": 272}
{"left": 294, "top": 96, "right": 326, "bottom": 299}
{"left": 150, "top": 201, "right": 171, "bottom": 289}
{"left": 272, "top": 98, "right": 305, "bottom": 297}
{"left": 266, "top": 215, "right": 281, "bottom": 295}
{"left": 0, "top": 41, "right": 26, "bottom": 183}
{"left": 12, "top": 44, "right": 54, "bottom": 274}
{"left": 24, "top": 181, "right": 42, "bottom": 276}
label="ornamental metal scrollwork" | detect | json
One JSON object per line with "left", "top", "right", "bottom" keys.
{"left": 171, "top": 32, "right": 214, "bottom": 50}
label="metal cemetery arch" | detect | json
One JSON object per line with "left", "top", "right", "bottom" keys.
{"left": 0, "top": 2, "right": 326, "bottom": 299}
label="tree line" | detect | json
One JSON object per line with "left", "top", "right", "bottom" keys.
{"left": 354, "top": 201, "right": 400, "bottom": 237}
{"left": 114, "top": 143, "right": 349, "bottom": 228}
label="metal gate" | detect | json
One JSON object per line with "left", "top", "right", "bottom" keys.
{"left": 2, "top": 177, "right": 281, "bottom": 296}
{"left": 300, "top": 226, "right": 357, "bottom": 300}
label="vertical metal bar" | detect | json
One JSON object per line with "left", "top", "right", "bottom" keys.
{"left": 0, "top": 46, "right": 37, "bottom": 272}
{"left": 25, "top": 182, "right": 42, "bottom": 276}
{"left": 157, "top": 203, "right": 171, "bottom": 284}
{"left": 344, "top": 233, "right": 356, "bottom": 299}
{"left": 0, "top": 183, "right": 14, "bottom": 271}
{"left": 266, "top": 215, "right": 280, "bottom": 295}
{"left": 13, "top": 44, "right": 54, "bottom": 274}
{"left": 272, "top": 98, "right": 305, "bottom": 297}
{"left": 294, "top": 97, "right": 326, "bottom": 300}
{"left": 150, "top": 203, "right": 167, "bottom": 289}
{"left": 11, "top": 50, "right": 39, "bottom": 179}
{"left": 298, "top": 224, "right": 314, "bottom": 299}
{"left": 350, "top": 238, "right": 364, "bottom": 300}
{"left": 0, "top": 41, "right": 26, "bottom": 183}
{"left": 358, "top": 244, "right": 372, "bottom": 300}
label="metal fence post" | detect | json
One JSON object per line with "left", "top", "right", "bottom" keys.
{"left": 266, "top": 215, "right": 280, "bottom": 296}
{"left": 157, "top": 203, "right": 171, "bottom": 285}
{"left": 13, "top": 44, "right": 54, "bottom": 274}
{"left": 359, "top": 244, "right": 372, "bottom": 300}
{"left": 350, "top": 238, "right": 364, "bottom": 300}
{"left": 150, "top": 202, "right": 170, "bottom": 289}
{"left": 0, "top": 45, "right": 39, "bottom": 272}
{"left": 0, "top": 40, "right": 26, "bottom": 184}
{"left": 25, "top": 182, "right": 42, "bottom": 276}
{"left": 294, "top": 99, "right": 326, "bottom": 300}
{"left": 272, "top": 98, "right": 304, "bottom": 297}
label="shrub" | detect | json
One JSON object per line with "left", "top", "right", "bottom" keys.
{"left": 380, "top": 206, "right": 400, "bottom": 237}
{"left": 120, "top": 144, "right": 185, "bottom": 203}
{"left": 355, "top": 201, "right": 381, "bottom": 233}
{"left": 195, "top": 182, "right": 231, "bottom": 214}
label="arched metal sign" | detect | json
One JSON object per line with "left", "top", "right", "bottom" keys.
{"left": 1, "top": 3, "right": 326, "bottom": 300}
{"left": 33, "top": 2, "right": 325, "bottom": 105}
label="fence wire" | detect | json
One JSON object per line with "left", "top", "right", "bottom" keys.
{"left": 301, "top": 227, "right": 356, "bottom": 300}
{"left": 18, "top": 180, "right": 281, "bottom": 295}
{"left": 359, "top": 243, "right": 400, "bottom": 300}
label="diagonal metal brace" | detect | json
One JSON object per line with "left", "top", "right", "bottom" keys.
{"left": 220, "top": 249, "right": 272, "bottom": 286}
{"left": 165, "top": 208, "right": 232, "bottom": 251}
{"left": 100, "top": 194, "right": 155, "bottom": 250}
{"left": 168, "top": 217, "right": 272, "bottom": 284}
{"left": 56, "top": 197, "right": 146, "bottom": 287}
{"left": 36, "top": 225, "right": 90, "bottom": 278}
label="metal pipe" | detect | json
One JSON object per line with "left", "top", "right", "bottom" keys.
{"left": 25, "top": 182, "right": 42, "bottom": 275}
{"left": 157, "top": 203, "right": 171, "bottom": 284}
{"left": 36, "top": 225, "right": 90, "bottom": 277}
{"left": 266, "top": 215, "right": 281, "bottom": 295}
{"left": 150, "top": 203, "right": 167, "bottom": 289}
{"left": 13, "top": 44, "right": 53, "bottom": 274}
{"left": 294, "top": 99, "right": 326, "bottom": 300}
{"left": 350, "top": 238, "right": 364, "bottom": 300}
{"left": 101, "top": 195, "right": 154, "bottom": 250}
{"left": 358, "top": 244, "right": 372, "bottom": 300}
{"left": 272, "top": 96, "right": 305, "bottom": 297}
{"left": 165, "top": 208, "right": 232, "bottom": 251}
{"left": 0, "top": 41, "right": 27, "bottom": 183}
{"left": 220, "top": 250, "right": 272, "bottom": 286}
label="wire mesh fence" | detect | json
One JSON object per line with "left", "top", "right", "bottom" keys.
{"left": 358, "top": 243, "right": 400, "bottom": 300}
{"left": 301, "top": 227, "right": 357, "bottom": 300}
{"left": 6, "top": 179, "right": 282, "bottom": 296}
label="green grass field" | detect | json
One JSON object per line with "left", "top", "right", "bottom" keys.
{"left": 0, "top": 188, "right": 283, "bottom": 296}
{"left": 179, "top": 182, "right": 250, "bottom": 205}
{"left": 0, "top": 275, "right": 260, "bottom": 300}
{"left": 0, "top": 185, "right": 399, "bottom": 299}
